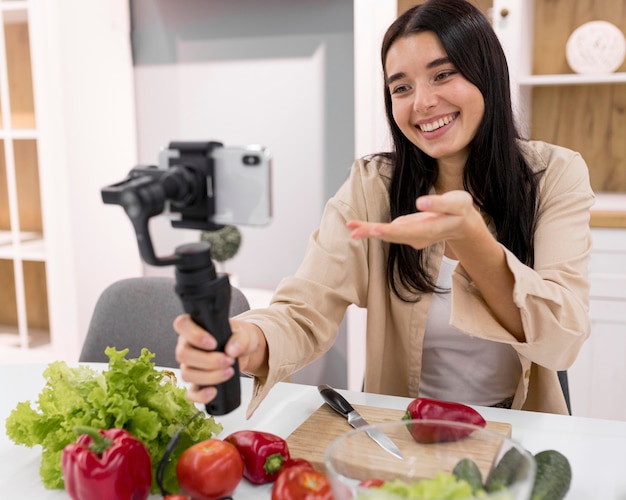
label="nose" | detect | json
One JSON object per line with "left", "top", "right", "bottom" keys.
{"left": 412, "top": 82, "right": 437, "bottom": 113}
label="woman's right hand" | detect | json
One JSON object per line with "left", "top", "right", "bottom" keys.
{"left": 173, "top": 315, "right": 267, "bottom": 404}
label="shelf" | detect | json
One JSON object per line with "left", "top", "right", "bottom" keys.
{"left": 2, "top": 7, "right": 36, "bottom": 130}
{"left": 518, "top": 72, "right": 626, "bottom": 87}
{"left": 18, "top": 237, "right": 45, "bottom": 261}
{"left": 0, "top": 3, "right": 28, "bottom": 18}
{"left": 590, "top": 211, "right": 626, "bottom": 229}
{"left": 593, "top": 193, "right": 626, "bottom": 211}
{"left": 0, "top": 231, "right": 45, "bottom": 259}
{"left": 0, "top": 128, "right": 37, "bottom": 139}
{"left": 590, "top": 194, "right": 626, "bottom": 229}
{"left": 0, "top": 1, "right": 28, "bottom": 7}
{"left": 0, "top": 229, "right": 11, "bottom": 246}
{"left": 0, "top": 327, "right": 50, "bottom": 348}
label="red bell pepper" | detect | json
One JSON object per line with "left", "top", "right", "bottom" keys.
{"left": 403, "top": 397, "right": 486, "bottom": 443}
{"left": 359, "top": 478, "right": 385, "bottom": 488}
{"left": 61, "top": 426, "right": 152, "bottom": 500}
{"left": 224, "top": 430, "right": 291, "bottom": 484}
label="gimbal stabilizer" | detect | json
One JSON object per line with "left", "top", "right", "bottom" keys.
{"left": 101, "top": 141, "right": 240, "bottom": 415}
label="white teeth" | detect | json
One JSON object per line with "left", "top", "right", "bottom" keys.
{"left": 419, "top": 114, "right": 455, "bottom": 132}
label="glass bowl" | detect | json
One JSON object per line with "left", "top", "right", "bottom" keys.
{"left": 324, "top": 419, "right": 535, "bottom": 500}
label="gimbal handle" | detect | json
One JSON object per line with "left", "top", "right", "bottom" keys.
{"left": 174, "top": 242, "right": 241, "bottom": 415}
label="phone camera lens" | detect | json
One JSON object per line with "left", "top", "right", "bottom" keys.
{"left": 242, "top": 154, "right": 261, "bottom": 166}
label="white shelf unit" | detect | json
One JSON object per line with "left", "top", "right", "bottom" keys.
{"left": 0, "top": 0, "right": 143, "bottom": 363}
{"left": 0, "top": 1, "right": 43, "bottom": 350}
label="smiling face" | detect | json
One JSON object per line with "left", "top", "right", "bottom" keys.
{"left": 385, "top": 31, "right": 485, "bottom": 171}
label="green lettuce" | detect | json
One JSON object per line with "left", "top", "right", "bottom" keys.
{"left": 5, "top": 347, "right": 222, "bottom": 494}
{"left": 356, "top": 472, "right": 497, "bottom": 499}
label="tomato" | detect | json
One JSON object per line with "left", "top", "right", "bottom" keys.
{"left": 176, "top": 439, "right": 244, "bottom": 500}
{"left": 163, "top": 496, "right": 190, "bottom": 500}
{"left": 271, "top": 465, "right": 333, "bottom": 500}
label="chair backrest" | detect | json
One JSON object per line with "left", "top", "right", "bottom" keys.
{"left": 79, "top": 276, "right": 250, "bottom": 368}
{"left": 558, "top": 370, "right": 571, "bottom": 415}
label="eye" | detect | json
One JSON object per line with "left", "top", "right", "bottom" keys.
{"left": 390, "top": 83, "right": 411, "bottom": 95}
{"left": 434, "top": 70, "right": 457, "bottom": 82}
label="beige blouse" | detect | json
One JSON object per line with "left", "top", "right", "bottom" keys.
{"left": 238, "top": 140, "right": 595, "bottom": 418}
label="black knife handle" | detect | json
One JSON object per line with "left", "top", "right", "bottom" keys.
{"left": 318, "top": 384, "right": 355, "bottom": 416}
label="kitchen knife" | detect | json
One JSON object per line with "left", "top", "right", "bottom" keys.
{"left": 318, "top": 384, "right": 403, "bottom": 460}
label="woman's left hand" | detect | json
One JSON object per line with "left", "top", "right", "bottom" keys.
{"left": 346, "top": 190, "right": 483, "bottom": 249}
{"left": 348, "top": 189, "right": 525, "bottom": 339}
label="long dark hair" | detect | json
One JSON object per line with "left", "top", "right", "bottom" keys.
{"left": 381, "top": 0, "right": 541, "bottom": 301}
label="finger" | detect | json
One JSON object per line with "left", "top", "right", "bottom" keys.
{"left": 175, "top": 336, "right": 234, "bottom": 366}
{"left": 173, "top": 314, "right": 217, "bottom": 350}
{"left": 186, "top": 385, "right": 217, "bottom": 405}
{"left": 179, "top": 361, "right": 235, "bottom": 388}
{"left": 224, "top": 320, "right": 253, "bottom": 358}
{"left": 416, "top": 191, "right": 473, "bottom": 215}
{"left": 346, "top": 220, "right": 384, "bottom": 239}
{"left": 348, "top": 219, "right": 408, "bottom": 243}
{"left": 348, "top": 216, "right": 433, "bottom": 244}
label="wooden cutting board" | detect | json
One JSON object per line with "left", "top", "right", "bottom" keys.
{"left": 286, "top": 403, "right": 512, "bottom": 482}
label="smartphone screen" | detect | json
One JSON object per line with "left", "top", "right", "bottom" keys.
{"left": 211, "top": 145, "right": 272, "bottom": 226}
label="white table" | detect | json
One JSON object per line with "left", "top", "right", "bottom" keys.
{"left": 1, "top": 363, "right": 625, "bottom": 499}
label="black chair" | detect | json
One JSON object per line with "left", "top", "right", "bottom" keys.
{"left": 79, "top": 276, "right": 250, "bottom": 368}
{"left": 558, "top": 370, "right": 572, "bottom": 415}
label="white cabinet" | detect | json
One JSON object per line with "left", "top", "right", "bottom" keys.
{"left": 0, "top": 0, "right": 142, "bottom": 363}
{"left": 569, "top": 229, "right": 626, "bottom": 420}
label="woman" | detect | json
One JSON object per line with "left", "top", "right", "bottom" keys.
{"left": 174, "top": 0, "right": 594, "bottom": 417}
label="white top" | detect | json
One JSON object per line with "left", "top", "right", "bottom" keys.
{"left": 419, "top": 256, "right": 521, "bottom": 406}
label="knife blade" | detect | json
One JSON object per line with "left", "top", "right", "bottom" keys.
{"left": 318, "top": 384, "right": 403, "bottom": 460}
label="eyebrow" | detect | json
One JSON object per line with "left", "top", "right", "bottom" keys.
{"left": 386, "top": 56, "right": 452, "bottom": 85}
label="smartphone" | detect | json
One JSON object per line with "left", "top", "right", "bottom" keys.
{"left": 211, "top": 145, "right": 272, "bottom": 226}
{"left": 158, "top": 142, "right": 272, "bottom": 228}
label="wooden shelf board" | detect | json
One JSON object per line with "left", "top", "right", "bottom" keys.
{"left": 0, "top": 327, "right": 50, "bottom": 347}
{"left": 0, "top": 232, "right": 45, "bottom": 259}
{"left": 0, "top": 229, "right": 12, "bottom": 246}
{"left": 519, "top": 72, "right": 626, "bottom": 87}
{"left": 591, "top": 194, "right": 626, "bottom": 228}
{"left": 0, "top": 128, "right": 38, "bottom": 139}
{"left": 590, "top": 211, "right": 626, "bottom": 229}
{"left": 19, "top": 238, "right": 46, "bottom": 261}
{"left": 0, "top": 4, "right": 28, "bottom": 21}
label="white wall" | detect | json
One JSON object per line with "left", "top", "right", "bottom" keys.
{"left": 131, "top": 0, "right": 354, "bottom": 291}
{"left": 568, "top": 228, "right": 626, "bottom": 420}
{"left": 134, "top": 46, "right": 326, "bottom": 288}
{"left": 31, "top": 0, "right": 143, "bottom": 359}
